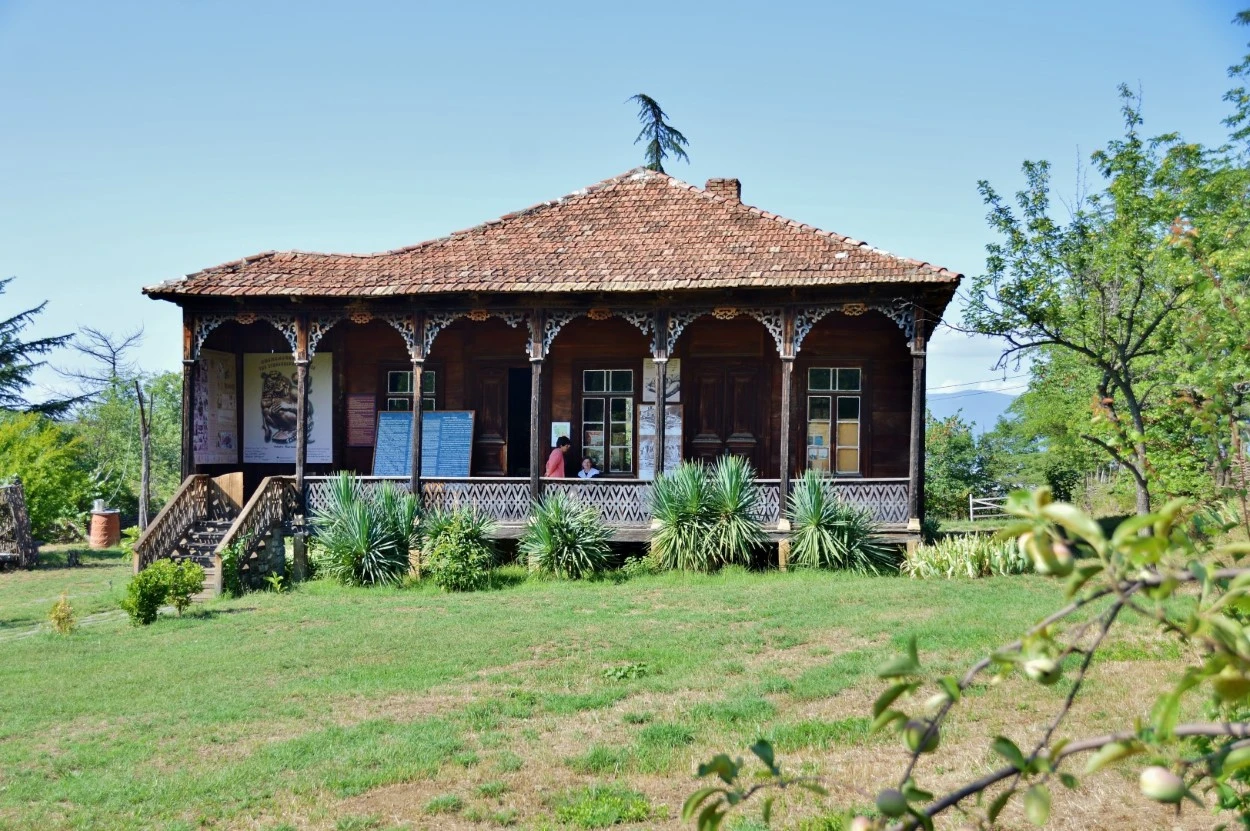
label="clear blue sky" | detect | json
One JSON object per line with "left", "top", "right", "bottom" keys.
{"left": 1, "top": 1, "right": 1245, "bottom": 402}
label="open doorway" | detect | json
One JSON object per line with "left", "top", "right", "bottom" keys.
{"left": 507, "top": 368, "right": 532, "bottom": 477}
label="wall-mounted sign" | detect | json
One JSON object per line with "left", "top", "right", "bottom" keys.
{"left": 371, "top": 410, "right": 476, "bottom": 478}
{"left": 346, "top": 394, "right": 377, "bottom": 447}
{"left": 642, "top": 358, "right": 681, "bottom": 403}
{"left": 194, "top": 349, "right": 238, "bottom": 466}
{"left": 242, "top": 353, "right": 333, "bottom": 464}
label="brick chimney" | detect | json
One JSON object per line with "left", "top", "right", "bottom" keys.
{"left": 705, "top": 178, "right": 741, "bottom": 203}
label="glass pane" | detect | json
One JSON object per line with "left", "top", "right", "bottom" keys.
{"left": 808, "top": 396, "right": 831, "bottom": 421}
{"left": 837, "top": 396, "right": 860, "bottom": 420}
{"left": 387, "top": 397, "right": 411, "bottom": 411}
{"left": 837, "top": 368, "right": 861, "bottom": 391}
{"left": 836, "top": 448, "right": 860, "bottom": 474}
{"left": 808, "top": 367, "right": 832, "bottom": 391}
{"left": 583, "top": 370, "right": 606, "bottom": 393}
{"left": 583, "top": 398, "right": 604, "bottom": 423}
{"left": 610, "top": 447, "right": 630, "bottom": 473}
{"left": 610, "top": 425, "right": 628, "bottom": 447}
{"left": 837, "top": 422, "right": 859, "bottom": 447}
{"left": 583, "top": 429, "right": 604, "bottom": 451}
{"left": 610, "top": 397, "right": 628, "bottom": 421}
{"left": 421, "top": 371, "right": 436, "bottom": 395}
{"left": 610, "top": 369, "right": 634, "bottom": 393}
{"left": 388, "top": 371, "right": 412, "bottom": 394}
{"left": 421, "top": 396, "right": 436, "bottom": 412}
{"left": 807, "top": 446, "right": 831, "bottom": 473}
{"left": 807, "top": 420, "right": 831, "bottom": 449}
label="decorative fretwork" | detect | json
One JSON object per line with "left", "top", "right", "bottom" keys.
{"left": 870, "top": 299, "right": 916, "bottom": 341}
{"left": 377, "top": 313, "right": 423, "bottom": 356}
{"left": 745, "top": 307, "right": 786, "bottom": 355}
{"left": 0, "top": 478, "right": 37, "bottom": 568}
{"left": 191, "top": 314, "right": 233, "bottom": 359}
{"left": 541, "top": 310, "right": 579, "bottom": 355}
{"left": 752, "top": 482, "right": 783, "bottom": 525}
{"left": 546, "top": 481, "right": 653, "bottom": 527}
{"left": 133, "top": 475, "right": 211, "bottom": 571}
{"left": 235, "top": 312, "right": 257, "bottom": 325}
{"left": 617, "top": 309, "right": 654, "bottom": 343}
{"left": 832, "top": 479, "right": 910, "bottom": 525}
{"left": 587, "top": 308, "right": 610, "bottom": 321}
{"left": 258, "top": 313, "right": 300, "bottom": 357}
{"left": 421, "top": 478, "right": 531, "bottom": 524}
{"left": 666, "top": 309, "right": 706, "bottom": 354}
{"left": 792, "top": 306, "right": 838, "bottom": 354}
{"left": 494, "top": 310, "right": 527, "bottom": 329}
{"left": 841, "top": 302, "right": 867, "bottom": 316}
{"left": 307, "top": 314, "right": 343, "bottom": 358}
{"left": 712, "top": 306, "right": 739, "bottom": 320}
{"left": 422, "top": 310, "right": 463, "bottom": 354}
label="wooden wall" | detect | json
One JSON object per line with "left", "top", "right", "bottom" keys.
{"left": 192, "top": 309, "right": 913, "bottom": 490}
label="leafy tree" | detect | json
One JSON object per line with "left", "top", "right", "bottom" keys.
{"left": 0, "top": 411, "right": 93, "bottom": 540}
{"left": 924, "top": 411, "right": 990, "bottom": 519}
{"left": 627, "top": 93, "right": 690, "bottom": 173}
{"left": 964, "top": 89, "right": 1202, "bottom": 515}
{"left": 0, "top": 278, "right": 74, "bottom": 415}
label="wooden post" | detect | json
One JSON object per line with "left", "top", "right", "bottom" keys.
{"left": 652, "top": 308, "right": 670, "bottom": 478}
{"left": 410, "top": 357, "right": 424, "bottom": 497}
{"left": 293, "top": 314, "right": 310, "bottom": 580}
{"left": 907, "top": 305, "right": 927, "bottom": 532}
{"left": 529, "top": 312, "right": 545, "bottom": 500}
{"left": 180, "top": 312, "right": 195, "bottom": 480}
{"left": 777, "top": 307, "right": 797, "bottom": 533}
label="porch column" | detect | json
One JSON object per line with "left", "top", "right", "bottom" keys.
{"left": 409, "top": 312, "right": 427, "bottom": 500}
{"left": 180, "top": 312, "right": 196, "bottom": 480}
{"left": 529, "top": 312, "right": 545, "bottom": 500}
{"left": 778, "top": 307, "right": 797, "bottom": 533}
{"left": 652, "top": 307, "right": 670, "bottom": 477}
{"left": 907, "top": 305, "right": 927, "bottom": 532}
{"left": 294, "top": 315, "right": 310, "bottom": 499}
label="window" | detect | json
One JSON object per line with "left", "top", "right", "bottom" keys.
{"left": 386, "top": 369, "right": 436, "bottom": 412}
{"left": 582, "top": 369, "right": 634, "bottom": 473}
{"left": 806, "top": 367, "right": 861, "bottom": 475}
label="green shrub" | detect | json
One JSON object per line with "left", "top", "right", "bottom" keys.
{"left": 650, "top": 459, "right": 765, "bottom": 571}
{"left": 422, "top": 507, "right": 496, "bottom": 592}
{"left": 903, "top": 533, "right": 1032, "bottom": 579}
{"left": 788, "top": 470, "right": 896, "bottom": 573}
{"left": 165, "top": 560, "right": 205, "bottom": 614}
{"left": 49, "top": 591, "right": 75, "bottom": 635}
{"left": 521, "top": 492, "right": 611, "bottom": 579}
{"left": 121, "top": 560, "right": 173, "bottom": 625}
{"left": 620, "top": 554, "right": 659, "bottom": 579}
{"left": 219, "top": 536, "right": 247, "bottom": 598}
{"left": 552, "top": 784, "right": 651, "bottom": 828}
{"left": 311, "top": 473, "right": 417, "bottom": 586}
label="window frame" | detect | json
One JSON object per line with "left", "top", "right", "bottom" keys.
{"left": 378, "top": 363, "right": 440, "bottom": 414}
{"left": 802, "top": 364, "right": 865, "bottom": 477}
{"left": 574, "top": 362, "right": 639, "bottom": 477}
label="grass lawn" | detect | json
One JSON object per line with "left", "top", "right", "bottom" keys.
{"left": 0, "top": 553, "right": 1208, "bottom": 830}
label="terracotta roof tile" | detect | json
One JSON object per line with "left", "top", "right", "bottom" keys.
{"left": 144, "top": 168, "right": 961, "bottom": 300}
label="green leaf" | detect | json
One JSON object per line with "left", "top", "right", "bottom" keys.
{"left": 1040, "top": 503, "right": 1104, "bottom": 545}
{"left": 992, "top": 736, "right": 1028, "bottom": 771}
{"left": 697, "top": 800, "right": 725, "bottom": 831}
{"left": 878, "top": 636, "right": 922, "bottom": 678}
{"left": 988, "top": 788, "right": 1014, "bottom": 823}
{"left": 873, "top": 682, "right": 918, "bottom": 717}
{"left": 761, "top": 796, "right": 774, "bottom": 825}
{"left": 871, "top": 708, "right": 907, "bottom": 733}
{"left": 750, "top": 740, "right": 777, "bottom": 774}
{"left": 938, "top": 675, "right": 961, "bottom": 702}
{"left": 697, "top": 754, "right": 740, "bottom": 785}
{"left": 1110, "top": 513, "right": 1156, "bottom": 546}
{"left": 1025, "top": 784, "right": 1051, "bottom": 825}
{"left": 1059, "top": 773, "right": 1078, "bottom": 789}
{"left": 682, "top": 788, "right": 722, "bottom": 821}
{"left": 1083, "top": 740, "right": 1141, "bottom": 773}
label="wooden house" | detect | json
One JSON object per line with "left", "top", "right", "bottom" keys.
{"left": 136, "top": 169, "right": 959, "bottom": 582}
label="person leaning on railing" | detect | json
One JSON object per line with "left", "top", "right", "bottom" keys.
{"left": 545, "top": 436, "right": 571, "bottom": 477}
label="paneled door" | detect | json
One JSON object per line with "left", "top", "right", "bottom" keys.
{"left": 471, "top": 365, "right": 508, "bottom": 475}
{"left": 687, "top": 361, "right": 764, "bottom": 469}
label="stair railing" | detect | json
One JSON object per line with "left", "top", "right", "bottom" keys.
{"left": 132, "top": 474, "right": 210, "bottom": 573}
{"left": 211, "top": 476, "right": 300, "bottom": 595}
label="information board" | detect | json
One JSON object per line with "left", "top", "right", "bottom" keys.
{"left": 346, "top": 394, "right": 377, "bottom": 447}
{"left": 371, "top": 410, "right": 475, "bottom": 477}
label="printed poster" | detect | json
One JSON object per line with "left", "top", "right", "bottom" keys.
{"left": 243, "top": 353, "right": 333, "bottom": 464}
{"left": 642, "top": 358, "right": 681, "bottom": 404}
{"left": 193, "top": 349, "right": 238, "bottom": 465}
{"left": 638, "top": 403, "right": 682, "bottom": 480}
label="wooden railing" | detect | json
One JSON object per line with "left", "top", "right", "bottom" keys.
{"left": 133, "top": 474, "right": 210, "bottom": 572}
{"left": 0, "top": 478, "right": 37, "bottom": 568}
{"left": 212, "top": 476, "right": 300, "bottom": 594}
{"left": 299, "top": 474, "right": 912, "bottom": 530}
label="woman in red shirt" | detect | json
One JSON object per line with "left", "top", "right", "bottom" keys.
{"left": 545, "top": 436, "right": 571, "bottom": 477}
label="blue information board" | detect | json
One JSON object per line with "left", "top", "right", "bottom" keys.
{"left": 371, "top": 410, "right": 475, "bottom": 478}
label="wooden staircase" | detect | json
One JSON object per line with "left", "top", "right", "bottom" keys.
{"left": 178, "top": 518, "right": 234, "bottom": 600}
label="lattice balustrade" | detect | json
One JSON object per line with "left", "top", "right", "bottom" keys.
{"left": 753, "top": 481, "right": 782, "bottom": 525}
{"left": 0, "top": 479, "right": 37, "bottom": 568}
{"left": 215, "top": 477, "right": 300, "bottom": 580}
{"left": 545, "top": 480, "right": 653, "bottom": 526}
{"left": 421, "top": 478, "right": 531, "bottom": 524}
{"left": 133, "top": 475, "right": 211, "bottom": 570}
{"left": 832, "top": 479, "right": 910, "bottom": 525}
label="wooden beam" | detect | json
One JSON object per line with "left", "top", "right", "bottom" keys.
{"left": 907, "top": 305, "right": 927, "bottom": 531}
{"left": 409, "top": 311, "right": 427, "bottom": 501}
{"left": 654, "top": 358, "right": 668, "bottom": 477}
{"left": 777, "top": 307, "right": 797, "bottom": 532}
{"left": 181, "top": 311, "right": 195, "bottom": 480}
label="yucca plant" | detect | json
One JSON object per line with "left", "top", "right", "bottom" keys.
{"left": 521, "top": 492, "right": 612, "bottom": 579}
{"left": 310, "top": 472, "right": 414, "bottom": 586}
{"left": 649, "top": 461, "right": 714, "bottom": 571}
{"left": 421, "top": 506, "right": 496, "bottom": 592}
{"left": 705, "top": 454, "right": 767, "bottom": 566}
{"left": 787, "top": 470, "right": 896, "bottom": 574}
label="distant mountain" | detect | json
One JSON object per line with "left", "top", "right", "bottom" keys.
{"left": 928, "top": 391, "right": 1017, "bottom": 435}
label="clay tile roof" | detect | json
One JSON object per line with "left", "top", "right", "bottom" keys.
{"left": 143, "top": 168, "right": 961, "bottom": 300}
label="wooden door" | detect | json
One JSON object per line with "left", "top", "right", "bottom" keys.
{"left": 688, "top": 361, "right": 763, "bottom": 469}
{"left": 471, "top": 365, "right": 508, "bottom": 475}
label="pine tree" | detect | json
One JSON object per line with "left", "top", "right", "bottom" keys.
{"left": 0, "top": 278, "right": 73, "bottom": 414}
{"left": 628, "top": 94, "right": 690, "bottom": 173}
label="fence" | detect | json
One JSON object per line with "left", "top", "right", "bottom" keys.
{"left": 968, "top": 494, "right": 1010, "bottom": 521}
